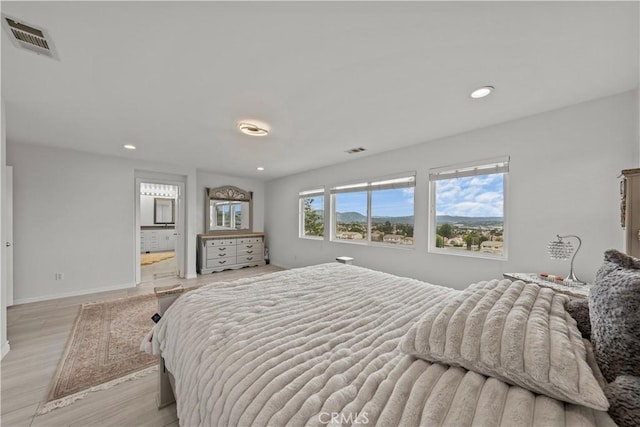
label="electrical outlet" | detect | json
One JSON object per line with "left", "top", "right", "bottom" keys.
{"left": 55, "top": 272, "right": 64, "bottom": 280}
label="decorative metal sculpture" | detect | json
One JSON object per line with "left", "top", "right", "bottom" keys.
{"left": 208, "top": 185, "right": 251, "bottom": 201}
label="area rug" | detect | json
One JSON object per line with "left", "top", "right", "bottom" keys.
{"left": 39, "top": 294, "right": 159, "bottom": 413}
{"left": 141, "top": 251, "right": 175, "bottom": 266}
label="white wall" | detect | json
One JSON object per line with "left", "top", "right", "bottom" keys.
{"left": 265, "top": 91, "right": 639, "bottom": 289}
{"left": 140, "top": 195, "right": 156, "bottom": 226}
{"left": 6, "top": 143, "right": 268, "bottom": 303}
{"left": 6, "top": 143, "right": 200, "bottom": 304}
{"left": 196, "top": 171, "right": 265, "bottom": 234}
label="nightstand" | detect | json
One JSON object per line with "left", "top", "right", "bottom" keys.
{"left": 503, "top": 273, "right": 590, "bottom": 299}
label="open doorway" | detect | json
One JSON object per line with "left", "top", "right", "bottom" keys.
{"left": 135, "top": 175, "right": 186, "bottom": 285}
{"left": 139, "top": 183, "right": 179, "bottom": 282}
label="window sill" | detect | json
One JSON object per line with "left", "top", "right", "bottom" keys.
{"left": 330, "top": 239, "right": 415, "bottom": 250}
{"left": 299, "top": 236, "right": 324, "bottom": 241}
{"left": 429, "top": 247, "right": 507, "bottom": 261}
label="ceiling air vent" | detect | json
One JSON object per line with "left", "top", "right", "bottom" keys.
{"left": 345, "top": 147, "right": 366, "bottom": 154}
{"left": 2, "top": 15, "right": 58, "bottom": 59}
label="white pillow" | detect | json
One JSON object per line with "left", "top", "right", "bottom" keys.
{"left": 400, "top": 279, "right": 609, "bottom": 411}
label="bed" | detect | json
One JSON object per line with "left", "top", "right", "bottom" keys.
{"left": 147, "top": 263, "right": 618, "bottom": 426}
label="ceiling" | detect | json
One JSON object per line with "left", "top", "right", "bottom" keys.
{"left": 1, "top": 1, "right": 638, "bottom": 180}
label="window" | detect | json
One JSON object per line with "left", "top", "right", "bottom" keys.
{"left": 334, "top": 190, "right": 368, "bottom": 241}
{"left": 331, "top": 175, "right": 415, "bottom": 245}
{"left": 429, "top": 157, "right": 509, "bottom": 258}
{"left": 299, "top": 188, "right": 325, "bottom": 238}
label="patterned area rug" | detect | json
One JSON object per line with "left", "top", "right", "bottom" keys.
{"left": 141, "top": 251, "right": 175, "bottom": 266}
{"left": 40, "top": 294, "right": 158, "bottom": 413}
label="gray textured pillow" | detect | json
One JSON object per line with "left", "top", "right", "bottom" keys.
{"left": 400, "top": 279, "right": 609, "bottom": 410}
{"left": 566, "top": 298, "right": 591, "bottom": 339}
{"left": 590, "top": 249, "right": 640, "bottom": 383}
{"left": 605, "top": 375, "right": 640, "bottom": 427}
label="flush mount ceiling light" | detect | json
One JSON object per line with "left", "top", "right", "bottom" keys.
{"left": 123, "top": 144, "right": 136, "bottom": 150}
{"left": 470, "top": 86, "right": 495, "bottom": 99}
{"left": 257, "top": 167, "right": 265, "bottom": 171}
{"left": 238, "top": 121, "right": 269, "bottom": 136}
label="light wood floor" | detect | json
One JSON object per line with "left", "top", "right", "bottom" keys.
{"left": 141, "top": 255, "right": 177, "bottom": 283}
{"left": 0, "top": 264, "right": 284, "bottom": 427}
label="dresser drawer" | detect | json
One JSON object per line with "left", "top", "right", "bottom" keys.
{"left": 237, "top": 254, "right": 260, "bottom": 264}
{"left": 237, "top": 237, "right": 263, "bottom": 245}
{"left": 205, "top": 239, "right": 236, "bottom": 247}
{"left": 206, "top": 256, "right": 236, "bottom": 268}
{"left": 237, "top": 245, "right": 262, "bottom": 256}
{"left": 237, "top": 242, "right": 262, "bottom": 251}
{"left": 206, "top": 246, "right": 237, "bottom": 260}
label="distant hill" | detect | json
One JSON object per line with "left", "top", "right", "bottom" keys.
{"left": 335, "top": 212, "right": 412, "bottom": 224}
{"left": 337, "top": 212, "right": 367, "bottom": 223}
{"left": 330, "top": 212, "right": 502, "bottom": 226}
{"left": 436, "top": 215, "right": 503, "bottom": 225}
{"left": 371, "top": 215, "right": 415, "bottom": 225}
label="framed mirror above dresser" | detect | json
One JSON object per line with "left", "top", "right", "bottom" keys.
{"left": 205, "top": 185, "right": 253, "bottom": 232}
{"left": 198, "top": 185, "right": 265, "bottom": 274}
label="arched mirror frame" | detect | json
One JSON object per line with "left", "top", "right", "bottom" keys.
{"left": 205, "top": 185, "right": 253, "bottom": 233}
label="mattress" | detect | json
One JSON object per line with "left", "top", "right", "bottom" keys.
{"left": 152, "top": 263, "right": 615, "bottom": 426}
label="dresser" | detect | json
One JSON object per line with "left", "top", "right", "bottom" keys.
{"left": 197, "top": 233, "right": 265, "bottom": 274}
{"left": 621, "top": 168, "right": 640, "bottom": 258}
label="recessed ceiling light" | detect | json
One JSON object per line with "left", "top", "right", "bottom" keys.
{"left": 123, "top": 144, "right": 136, "bottom": 150}
{"left": 238, "top": 121, "right": 269, "bottom": 136}
{"left": 257, "top": 167, "right": 265, "bottom": 171}
{"left": 470, "top": 86, "right": 494, "bottom": 99}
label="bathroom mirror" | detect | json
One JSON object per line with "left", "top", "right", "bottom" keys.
{"left": 154, "top": 198, "right": 175, "bottom": 224}
{"left": 205, "top": 186, "right": 252, "bottom": 232}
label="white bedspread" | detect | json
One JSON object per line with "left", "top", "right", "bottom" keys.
{"left": 152, "top": 263, "right": 615, "bottom": 427}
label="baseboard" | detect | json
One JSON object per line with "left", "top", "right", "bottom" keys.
{"left": 12, "top": 282, "right": 136, "bottom": 305}
{"left": 1, "top": 341, "right": 10, "bottom": 359}
{"left": 270, "top": 263, "right": 288, "bottom": 270}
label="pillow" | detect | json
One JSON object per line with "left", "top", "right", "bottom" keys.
{"left": 589, "top": 249, "right": 640, "bottom": 383}
{"left": 565, "top": 298, "right": 591, "bottom": 339}
{"left": 400, "top": 279, "right": 609, "bottom": 410}
{"left": 605, "top": 375, "right": 640, "bottom": 427}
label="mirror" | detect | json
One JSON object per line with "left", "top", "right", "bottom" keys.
{"left": 154, "top": 198, "right": 175, "bottom": 224}
{"left": 206, "top": 186, "right": 252, "bottom": 232}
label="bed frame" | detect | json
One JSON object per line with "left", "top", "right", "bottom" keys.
{"left": 153, "top": 285, "right": 186, "bottom": 408}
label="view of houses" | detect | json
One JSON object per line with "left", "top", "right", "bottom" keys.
{"left": 435, "top": 216, "right": 504, "bottom": 255}
{"left": 302, "top": 196, "right": 504, "bottom": 254}
{"left": 335, "top": 214, "right": 415, "bottom": 245}
{"left": 334, "top": 214, "right": 503, "bottom": 253}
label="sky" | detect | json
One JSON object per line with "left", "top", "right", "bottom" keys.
{"left": 435, "top": 173, "right": 504, "bottom": 217}
{"left": 310, "top": 173, "right": 503, "bottom": 218}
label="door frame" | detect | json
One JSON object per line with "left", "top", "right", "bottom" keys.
{"left": 134, "top": 172, "right": 187, "bottom": 285}
{"left": 4, "top": 166, "right": 12, "bottom": 306}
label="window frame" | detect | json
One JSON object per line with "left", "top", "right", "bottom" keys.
{"left": 330, "top": 173, "right": 416, "bottom": 247}
{"left": 298, "top": 188, "right": 326, "bottom": 240}
{"left": 428, "top": 157, "right": 509, "bottom": 260}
